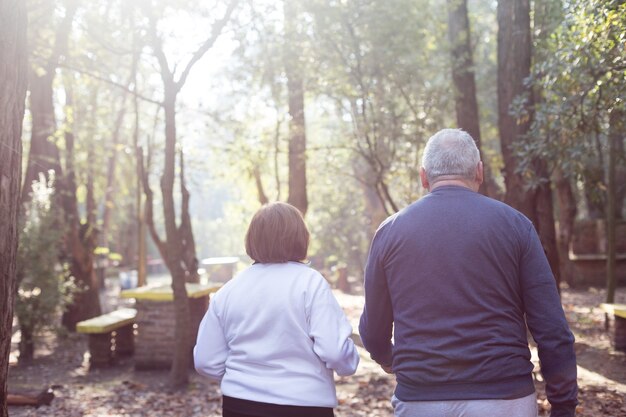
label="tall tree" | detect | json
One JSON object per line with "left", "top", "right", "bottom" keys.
{"left": 446, "top": 0, "right": 497, "bottom": 197}
{"left": 59, "top": 81, "right": 102, "bottom": 330}
{"left": 284, "top": 0, "right": 308, "bottom": 215}
{"left": 308, "top": 0, "right": 444, "bottom": 215}
{"left": 21, "top": 0, "right": 77, "bottom": 203}
{"left": 534, "top": 0, "right": 576, "bottom": 288}
{"left": 497, "top": 0, "right": 534, "bottom": 214}
{"left": 531, "top": 0, "right": 564, "bottom": 287}
{"left": 606, "top": 108, "right": 622, "bottom": 302}
{"left": 497, "top": 0, "right": 560, "bottom": 285}
{"left": 21, "top": 1, "right": 105, "bottom": 327}
{"left": 0, "top": 0, "right": 28, "bottom": 414}
{"left": 141, "top": 0, "right": 239, "bottom": 388}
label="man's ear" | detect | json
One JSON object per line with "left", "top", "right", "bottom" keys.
{"left": 420, "top": 167, "right": 429, "bottom": 190}
{"left": 475, "top": 161, "right": 484, "bottom": 185}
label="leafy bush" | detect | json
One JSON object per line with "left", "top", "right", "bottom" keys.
{"left": 15, "top": 174, "right": 77, "bottom": 361}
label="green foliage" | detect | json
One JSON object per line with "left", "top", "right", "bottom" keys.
{"left": 28, "top": 0, "right": 626, "bottom": 282}
{"left": 306, "top": 0, "right": 453, "bottom": 209}
{"left": 16, "top": 175, "right": 76, "bottom": 336}
{"left": 522, "top": 0, "right": 625, "bottom": 188}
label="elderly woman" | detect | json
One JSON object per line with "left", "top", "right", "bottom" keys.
{"left": 194, "top": 202, "right": 359, "bottom": 417}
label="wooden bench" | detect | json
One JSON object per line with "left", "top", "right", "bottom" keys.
{"left": 600, "top": 303, "right": 626, "bottom": 351}
{"left": 76, "top": 308, "right": 137, "bottom": 367}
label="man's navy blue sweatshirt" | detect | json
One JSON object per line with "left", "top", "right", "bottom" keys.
{"left": 359, "top": 186, "right": 578, "bottom": 417}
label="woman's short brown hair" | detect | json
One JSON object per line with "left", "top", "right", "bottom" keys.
{"left": 245, "top": 202, "right": 309, "bottom": 264}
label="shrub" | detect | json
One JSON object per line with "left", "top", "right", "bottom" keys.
{"left": 15, "top": 174, "right": 77, "bottom": 361}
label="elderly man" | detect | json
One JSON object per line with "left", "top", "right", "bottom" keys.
{"left": 359, "top": 129, "right": 577, "bottom": 417}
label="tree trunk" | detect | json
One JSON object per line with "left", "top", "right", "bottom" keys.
{"left": 86, "top": 149, "right": 97, "bottom": 226}
{"left": 21, "top": 73, "right": 62, "bottom": 203}
{"left": 615, "top": 126, "right": 625, "bottom": 219}
{"left": 0, "top": 1, "right": 27, "bottom": 414}
{"left": 531, "top": 0, "right": 563, "bottom": 288}
{"left": 179, "top": 150, "right": 199, "bottom": 284}
{"left": 533, "top": 163, "right": 561, "bottom": 288}
{"left": 60, "top": 88, "right": 101, "bottom": 331}
{"left": 134, "top": 86, "right": 147, "bottom": 287}
{"left": 252, "top": 165, "right": 269, "bottom": 205}
{"left": 18, "top": 327, "right": 34, "bottom": 363}
{"left": 555, "top": 169, "right": 577, "bottom": 286}
{"left": 21, "top": 1, "right": 77, "bottom": 204}
{"left": 141, "top": 0, "right": 239, "bottom": 387}
{"left": 284, "top": 0, "right": 308, "bottom": 216}
{"left": 135, "top": 136, "right": 147, "bottom": 287}
{"left": 497, "top": 0, "right": 534, "bottom": 215}
{"left": 446, "top": 0, "right": 497, "bottom": 197}
{"left": 498, "top": 0, "right": 561, "bottom": 287}
{"left": 161, "top": 91, "right": 192, "bottom": 388}
{"left": 100, "top": 105, "right": 126, "bottom": 250}
{"left": 61, "top": 213, "right": 101, "bottom": 329}
{"left": 606, "top": 109, "right": 623, "bottom": 303}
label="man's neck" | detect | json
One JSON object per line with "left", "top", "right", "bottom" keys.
{"left": 429, "top": 178, "right": 477, "bottom": 192}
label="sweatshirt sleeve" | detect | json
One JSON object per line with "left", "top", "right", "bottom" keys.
{"left": 358, "top": 226, "right": 394, "bottom": 368}
{"left": 193, "top": 297, "right": 228, "bottom": 381}
{"left": 308, "top": 277, "right": 360, "bottom": 376}
{"left": 520, "top": 225, "right": 578, "bottom": 417}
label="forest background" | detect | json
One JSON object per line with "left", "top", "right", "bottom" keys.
{"left": 0, "top": 0, "right": 625, "bottom": 408}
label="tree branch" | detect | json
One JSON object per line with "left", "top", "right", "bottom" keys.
{"left": 59, "top": 63, "right": 163, "bottom": 106}
{"left": 175, "top": 0, "right": 241, "bottom": 91}
{"left": 138, "top": 146, "right": 167, "bottom": 259}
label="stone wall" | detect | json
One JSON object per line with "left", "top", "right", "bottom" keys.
{"left": 134, "top": 296, "right": 208, "bottom": 369}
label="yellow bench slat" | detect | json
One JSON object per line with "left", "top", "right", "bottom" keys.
{"left": 76, "top": 308, "right": 137, "bottom": 334}
{"left": 600, "top": 303, "right": 626, "bottom": 319}
{"left": 120, "top": 282, "right": 221, "bottom": 301}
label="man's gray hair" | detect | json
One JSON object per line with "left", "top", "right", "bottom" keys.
{"left": 421, "top": 128, "right": 480, "bottom": 183}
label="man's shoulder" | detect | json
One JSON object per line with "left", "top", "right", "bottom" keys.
{"left": 479, "top": 195, "right": 533, "bottom": 224}
{"left": 377, "top": 211, "right": 400, "bottom": 230}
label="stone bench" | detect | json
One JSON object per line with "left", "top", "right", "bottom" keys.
{"left": 600, "top": 303, "right": 626, "bottom": 351}
{"left": 76, "top": 308, "right": 137, "bottom": 367}
{"left": 121, "top": 283, "right": 220, "bottom": 369}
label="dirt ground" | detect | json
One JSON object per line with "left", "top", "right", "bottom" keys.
{"left": 7, "top": 286, "right": 626, "bottom": 417}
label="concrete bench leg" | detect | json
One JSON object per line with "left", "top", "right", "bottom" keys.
{"left": 615, "top": 316, "right": 626, "bottom": 352}
{"left": 114, "top": 324, "right": 135, "bottom": 356}
{"left": 88, "top": 333, "right": 114, "bottom": 368}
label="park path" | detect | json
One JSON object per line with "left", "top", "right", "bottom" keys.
{"left": 8, "top": 287, "right": 626, "bottom": 416}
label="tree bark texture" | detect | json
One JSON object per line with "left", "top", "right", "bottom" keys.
{"left": 21, "top": 2, "right": 77, "bottom": 204}
{"left": 498, "top": 0, "right": 561, "bottom": 286}
{"left": 161, "top": 91, "right": 192, "bottom": 388}
{"left": 532, "top": 0, "right": 563, "bottom": 287}
{"left": 497, "top": 0, "right": 534, "bottom": 214}
{"left": 533, "top": 161, "right": 561, "bottom": 287}
{"left": 130, "top": 23, "right": 147, "bottom": 288}
{"left": 446, "top": 0, "right": 497, "bottom": 197}
{"left": 555, "top": 169, "right": 577, "bottom": 286}
{"left": 59, "top": 103, "right": 102, "bottom": 330}
{"left": 284, "top": 0, "right": 308, "bottom": 216}
{"left": 606, "top": 109, "right": 623, "bottom": 302}
{"left": 0, "top": 1, "right": 27, "bottom": 415}
{"left": 614, "top": 124, "right": 625, "bottom": 220}
{"left": 178, "top": 150, "right": 200, "bottom": 284}
{"left": 21, "top": 73, "right": 61, "bottom": 202}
